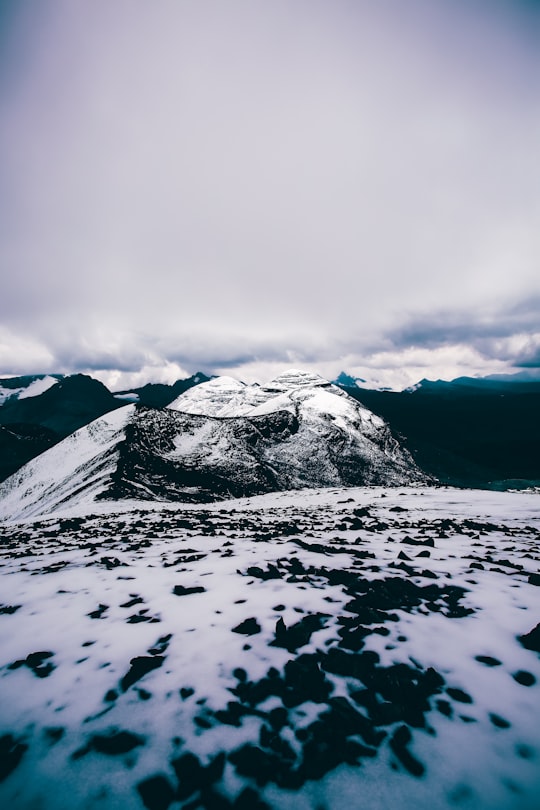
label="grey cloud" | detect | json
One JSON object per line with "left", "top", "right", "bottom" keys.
{"left": 1, "top": 0, "right": 539, "bottom": 384}
{"left": 386, "top": 297, "right": 540, "bottom": 353}
{"left": 514, "top": 343, "right": 540, "bottom": 369}
{"left": 50, "top": 343, "right": 152, "bottom": 374}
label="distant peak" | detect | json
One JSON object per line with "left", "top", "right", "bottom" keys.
{"left": 333, "top": 371, "right": 366, "bottom": 388}
{"left": 265, "top": 369, "right": 328, "bottom": 390}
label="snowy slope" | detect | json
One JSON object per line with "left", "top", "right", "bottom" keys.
{"left": 0, "top": 406, "right": 134, "bottom": 520}
{"left": 0, "top": 487, "right": 538, "bottom": 810}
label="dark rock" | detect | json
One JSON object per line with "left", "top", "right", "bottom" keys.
{"left": 475, "top": 655, "right": 502, "bottom": 667}
{"left": 389, "top": 725, "right": 425, "bottom": 777}
{"left": 401, "top": 536, "right": 435, "bottom": 547}
{"left": 99, "top": 556, "right": 123, "bottom": 569}
{"left": 447, "top": 687, "right": 473, "bottom": 704}
{"left": 136, "top": 774, "right": 176, "bottom": 810}
{"left": 233, "top": 668, "right": 247, "bottom": 682}
{"left": 232, "top": 618, "right": 261, "bottom": 636}
{"left": 228, "top": 745, "right": 278, "bottom": 787}
{"left": 271, "top": 613, "right": 328, "bottom": 652}
{"left": 171, "top": 752, "right": 205, "bottom": 798}
{"left": 120, "top": 596, "right": 145, "bottom": 608}
{"left": 8, "top": 650, "right": 56, "bottom": 678}
{"left": 489, "top": 713, "right": 511, "bottom": 729}
{"left": 120, "top": 655, "right": 165, "bottom": 691}
{"left": 517, "top": 623, "right": 540, "bottom": 653}
{"left": 172, "top": 585, "right": 206, "bottom": 596}
{"left": 88, "top": 604, "right": 109, "bottom": 619}
{"left": 246, "top": 565, "right": 282, "bottom": 581}
{"left": 283, "top": 654, "right": 333, "bottom": 706}
{"left": 0, "top": 733, "right": 28, "bottom": 782}
{"left": 436, "top": 700, "right": 453, "bottom": 717}
{"left": 148, "top": 635, "right": 172, "bottom": 655}
{"left": 43, "top": 727, "right": 65, "bottom": 744}
{"left": 89, "top": 729, "right": 145, "bottom": 755}
{"left": 268, "top": 707, "right": 288, "bottom": 731}
{"left": 512, "top": 670, "right": 536, "bottom": 686}
{"left": 214, "top": 702, "right": 251, "bottom": 727}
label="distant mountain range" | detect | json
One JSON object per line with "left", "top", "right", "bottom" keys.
{"left": 336, "top": 374, "right": 540, "bottom": 490}
{"left": 0, "top": 371, "right": 426, "bottom": 519}
{"left": 0, "top": 369, "right": 539, "bottom": 495}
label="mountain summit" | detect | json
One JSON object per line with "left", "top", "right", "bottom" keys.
{"left": 168, "top": 369, "right": 331, "bottom": 416}
{"left": 0, "top": 371, "right": 429, "bottom": 519}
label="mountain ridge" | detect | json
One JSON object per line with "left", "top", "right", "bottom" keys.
{"left": 2, "top": 368, "right": 540, "bottom": 492}
{"left": 0, "top": 372, "right": 428, "bottom": 520}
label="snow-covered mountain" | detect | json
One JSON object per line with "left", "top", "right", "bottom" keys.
{"left": 0, "top": 371, "right": 428, "bottom": 520}
{"left": 0, "top": 374, "right": 62, "bottom": 406}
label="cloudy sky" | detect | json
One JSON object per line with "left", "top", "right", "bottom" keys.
{"left": 1, "top": 0, "right": 539, "bottom": 390}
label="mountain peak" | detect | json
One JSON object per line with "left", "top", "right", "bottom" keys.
{"left": 266, "top": 369, "right": 329, "bottom": 390}
{"left": 168, "top": 370, "right": 334, "bottom": 417}
{"left": 333, "top": 371, "right": 367, "bottom": 388}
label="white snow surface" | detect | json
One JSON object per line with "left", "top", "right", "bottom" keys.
{"left": 17, "top": 375, "right": 59, "bottom": 399}
{"left": 0, "top": 486, "right": 539, "bottom": 810}
{"left": 0, "top": 385, "right": 25, "bottom": 405}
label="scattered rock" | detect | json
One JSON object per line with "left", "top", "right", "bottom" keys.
{"left": 447, "top": 687, "right": 473, "bottom": 704}
{"left": 517, "top": 623, "right": 540, "bottom": 654}
{"left": 389, "top": 725, "right": 425, "bottom": 777}
{"left": 489, "top": 714, "right": 511, "bottom": 729}
{"left": 0, "top": 604, "right": 21, "bottom": 615}
{"left": 512, "top": 670, "right": 536, "bottom": 687}
{"left": 475, "top": 655, "right": 502, "bottom": 667}
{"left": 172, "top": 585, "right": 206, "bottom": 596}
{"left": 8, "top": 650, "right": 56, "bottom": 678}
{"left": 0, "top": 733, "right": 28, "bottom": 782}
{"left": 89, "top": 729, "right": 145, "bottom": 755}
{"left": 120, "top": 656, "right": 165, "bottom": 691}
{"left": 136, "top": 774, "right": 176, "bottom": 810}
{"left": 232, "top": 618, "right": 261, "bottom": 636}
{"left": 87, "top": 604, "right": 109, "bottom": 619}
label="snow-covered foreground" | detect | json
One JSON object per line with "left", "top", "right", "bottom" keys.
{"left": 0, "top": 487, "right": 539, "bottom": 810}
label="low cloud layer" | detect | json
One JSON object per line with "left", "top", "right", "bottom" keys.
{"left": 1, "top": 0, "right": 539, "bottom": 389}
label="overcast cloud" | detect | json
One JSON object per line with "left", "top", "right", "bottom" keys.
{"left": 1, "top": 0, "right": 539, "bottom": 389}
